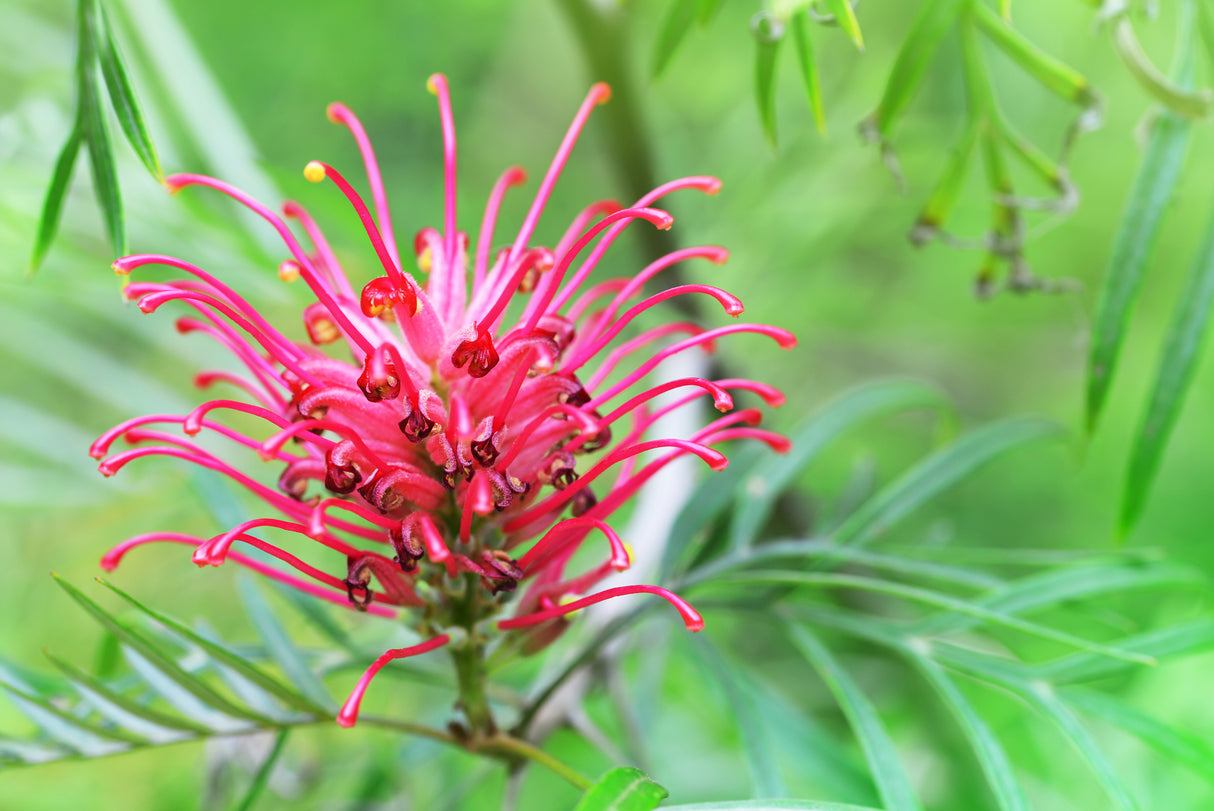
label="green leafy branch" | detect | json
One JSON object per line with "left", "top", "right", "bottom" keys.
{"left": 1085, "top": 0, "right": 1214, "bottom": 536}
{"left": 29, "top": 0, "right": 164, "bottom": 275}
{"left": 509, "top": 380, "right": 1212, "bottom": 809}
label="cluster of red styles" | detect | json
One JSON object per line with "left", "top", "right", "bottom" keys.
{"left": 92, "top": 75, "right": 796, "bottom": 727}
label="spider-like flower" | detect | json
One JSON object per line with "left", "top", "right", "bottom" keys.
{"left": 93, "top": 75, "right": 795, "bottom": 728}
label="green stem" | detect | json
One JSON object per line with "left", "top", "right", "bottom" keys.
{"left": 482, "top": 733, "right": 594, "bottom": 791}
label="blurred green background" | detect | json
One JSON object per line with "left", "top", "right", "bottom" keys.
{"left": 1, "top": 0, "right": 1213, "bottom": 808}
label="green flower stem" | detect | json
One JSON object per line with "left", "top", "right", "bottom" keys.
{"left": 480, "top": 733, "right": 595, "bottom": 791}
{"left": 448, "top": 574, "right": 496, "bottom": 734}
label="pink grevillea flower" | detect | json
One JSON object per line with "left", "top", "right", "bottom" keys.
{"left": 94, "top": 75, "right": 795, "bottom": 729}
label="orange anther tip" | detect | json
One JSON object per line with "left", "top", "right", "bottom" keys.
{"left": 591, "top": 83, "right": 612, "bottom": 104}
{"left": 304, "top": 161, "right": 326, "bottom": 183}
{"left": 278, "top": 261, "right": 301, "bottom": 283}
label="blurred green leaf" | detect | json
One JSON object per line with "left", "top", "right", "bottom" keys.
{"left": 970, "top": 2, "right": 1095, "bottom": 107}
{"left": 574, "top": 766, "right": 669, "bottom": 811}
{"left": 53, "top": 576, "right": 271, "bottom": 725}
{"left": 652, "top": 0, "right": 698, "bottom": 79}
{"left": 784, "top": 624, "right": 920, "bottom": 811}
{"left": 729, "top": 379, "right": 951, "bottom": 552}
{"left": 1026, "top": 684, "right": 1139, "bottom": 810}
{"left": 695, "top": 0, "right": 726, "bottom": 26}
{"left": 99, "top": 578, "right": 323, "bottom": 715}
{"left": 790, "top": 10, "right": 826, "bottom": 134}
{"left": 752, "top": 12, "right": 783, "bottom": 147}
{"left": 909, "top": 654, "right": 1028, "bottom": 811}
{"left": 44, "top": 650, "right": 209, "bottom": 740}
{"left": 1122, "top": 204, "right": 1214, "bottom": 533}
{"left": 692, "top": 639, "right": 787, "bottom": 799}
{"left": 94, "top": 0, "right": 163, "bottom": 182}
{"left": 238, "top": 577, "right": 334, "bottom": 712}
{"left": 822, "top": 0, "right": 864, "bottom": 51}
{"left": 1063, "top": 687, "right": 1214, "bottom": 784}
{"left": 78, "top": 0, "right": 124, "bottom": 260}
{"left": 1035, "top": 619, "right": 1214, "bottom": 684}
{"left": 1111, "top": 12, "right": 1211, "bottom": 119}
{"left": 1086, "top": 15, "right": 1197, "bottom": 434}
{"left": 28, "top": 126, "right": 82, "bottom": 274}
{"left": 0, "top": 679, "right": 136, "bottom": 754}
{"left": 233, "top": 729, "right": 289, "bottom": 811}
{"left": 833, "top": 418, "right": 1064, "bottom": 548}
{"left": 863, "top": 0, "right": 961, "bottom": 142}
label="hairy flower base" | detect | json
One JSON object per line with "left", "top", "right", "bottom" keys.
{"left": 96, "top": 74, "right": 794, "bottom": 729}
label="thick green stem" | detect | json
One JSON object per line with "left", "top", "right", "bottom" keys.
{"left": 452, "top": 640, "right": 494, "bottom": 733}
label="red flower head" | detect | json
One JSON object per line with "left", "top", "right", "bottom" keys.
{"left": 93, "top": 75, "right": 795, "bottom": 728}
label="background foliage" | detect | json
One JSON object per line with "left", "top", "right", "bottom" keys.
{"left": 2, "top": 0, "right": 1214, "bottom": 808}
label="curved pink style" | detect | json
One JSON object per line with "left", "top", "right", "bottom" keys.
{"left": 96, "top": 75, "right": 794, "bottom": 727}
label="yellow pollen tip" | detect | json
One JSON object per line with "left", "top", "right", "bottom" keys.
{"left": 325, "top": 103, "right": 343, "bottom": 124}
{"left": 278, "top": 261, "right": 301, "bottom": 283}
{"left": 303, "top": 161, "right": 326, "bottom": 183}
{"left": 418, "top": 246, "right": 433, "bottom": 272}
{"left": 557, "top": 592, "right": 582, "bottom": 610}
{"left": 622, "top": 542, "right": 635, "bottom": 567}
{"left": 111, "top": 261, "right": 129, "bottom": 276}
{"left": 426, "top": 75, "right": 440, "bottom": 95}
{"left": 591, "top": 82, "right": 612, "bottom": 105}
{"left": 413, "top": 296, "right": 424, "bottom": 316}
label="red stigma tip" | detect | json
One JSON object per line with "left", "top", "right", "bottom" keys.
{"left": 591, "top": 82, "right": 612, "bottom": 104}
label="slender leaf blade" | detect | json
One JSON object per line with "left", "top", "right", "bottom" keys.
{"left": 791, "top": 10, "right": 826, "bottom": 134}
{"left": 730, "top": 379, "right": 951, "bottom": 551}
{"left": 1063, "top": 687, "right": 1214, "bottom": 784}
{"left": 909, "top": 655, "right": 1028, "bottom": 811}
{"left": 664, "top": 803, "right": 884, "bottom": 811}
{"left": 98, "top": 578, "right": 322, "bottom": 715}
{"left": 53, "top": 576, "right": 271, "bottom": 724}
{"left": 822, "top": 0, "right": 864, "bottom": 50}
{"left": 78, "top": 0, "right": 125, "bottom": 258}
{"left": 832, "top": 418, "right": 1064, "bottom": 548}
{"left": 784, "top": 624, "right": 921, "bottom": 811}
{"left": 652, "top": 0, "right": 699, "bottom": 79}
{"left": 238, "top": 577, "right": 334, "bottom": 711}
{"left": 234, "top": 729, "right": 289, "bottom": 811}
{"left": 94, "top": 0, "right": 163, "bottom": 181}
{"left": 753, "top": 13, "right": 783, "bottom": 147}
{"left": 28, "top": 127, "right": 83, "bottom": 274}
{"left": 1122, "top": 202, "right": 1214, "bottom": 532}
{"left": 573, "top": 766, "right": 669, "bottom": 811}
{"left": 1086, "top": 25, "right": 1197, "bottom": 433}
{"left": 0, "top": 680, "right": 138, "bottom": 752}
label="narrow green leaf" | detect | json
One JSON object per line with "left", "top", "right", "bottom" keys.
{"left": 93, "top": 0, "right": 163, "bottom": 181}
{"left": 1122, "top": 202, "right": 1214, "bottom": 532}
{"left": 44, "top": 649, "right": 210, "bottom": 739}
{"left": 121, "top": 647, "right": 251, "bottom": 734}
{"left": 716, "top": 572, "right": 1156, "bottom": 666}
{"left": 53, "top": 576, "right": 272, "bottom": 725}
{"left": 78, "top": 0, "right": 125, "bottom": 259}
{"left": 1063, "top": 687, "right": 1214, "bottom": 784}
{"left": 862, "top": 0, "right": 962, "bottom": 141}
{"left": 911, "top": 560, "right": 1204, "bottom": 636}
{"left": 729, "top": 379, "right": 952, "bottom": 552}
{"left": 652, "top": 0, "right": 699, "bottom": 79}
{"left": 753, "top": 12, "right": 784, "bottom": 147}
{"left": 832, "top": 418, "right": 1064, "bottom": 548}
{"left": 573, "top": 766, "right": 669, "bottom": 811}
{"left": 28, "top": 126, "right": 82, "bottom": 274}
{"left": 1026, "top": 684, "right": 1139, "bottom": 810}
{"left": 661, "top": 444, "right": 765, "bottom": 579}
{"left": 0, "top": 680, "right": 138, "bottom": 753}
{"left": 0, "top": 736, "right": 68, "bottom": 767}
{"left": 911, "top": 120, "right": 979, "bottom": 244}
{"left": 1086, "top": 18, "right": 1197, "bottom": 433}
{"left": 909, "top": 655, "right": 1029, "bottom": 811}
{"left": 234, "top": 729, "right": 289, "bottom": 811}
{"left": 970, "top": 2, "right": 1096, "bottom": 107}
{"left": 692, "top": 639, "right": 787, "bottom": 798}
{"left": 791, "top": 11, "right": 826, "bottom": 134}
{"left": 822, "top": 0, "right": 864, "bottom": 50}
{"left": 1035, "top": 619, "right": 1214, "bottom": 684}
{"left": 269, "top": 580, "right": 358, "bottom": 656}
{"left": 98, "top": 578, "right": 322, "bottom": 715}
{"left": 784, "top": 624, "right": 921, "bottom": 811}
{"left": 238, "top": 578, "right": 334, "bottom": 711}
